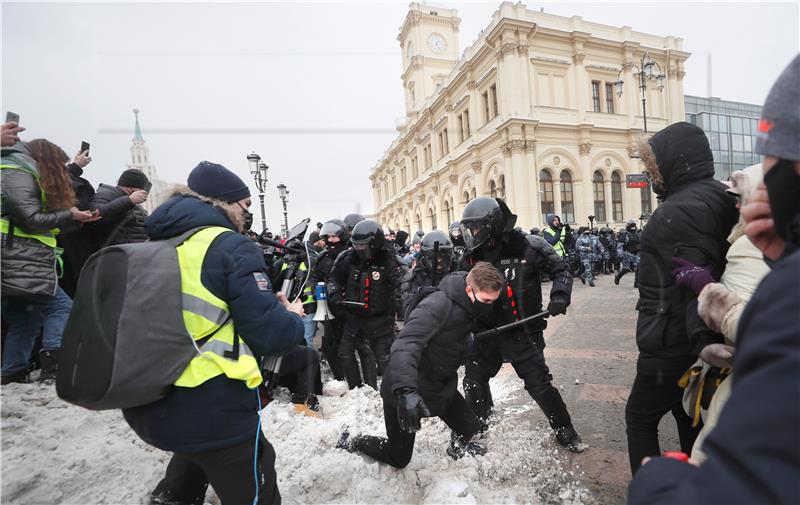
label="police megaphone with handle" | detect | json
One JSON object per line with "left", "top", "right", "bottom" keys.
{"left": 313, "top": 282, "right": 335, "bottom": 321}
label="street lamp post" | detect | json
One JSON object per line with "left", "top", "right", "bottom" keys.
{"left": 277, "top": 183, "right": 289, "bottom": 237}
{"left": 615, "top": 53, "right": 666, "bottom": 133}
{"left": 247, "top": 152, "right": 269, "bottom": 232}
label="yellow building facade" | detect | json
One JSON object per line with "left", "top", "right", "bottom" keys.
{"left": 370, "top": 2, "right": 690, "bottom": 232}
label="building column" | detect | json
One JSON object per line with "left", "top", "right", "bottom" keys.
{"left": 507, "top": 141, "right": 533, "bottom": 230}
{"left": 526, "top": 145, "right": 541, "bottom": 227}
{"left": 604, "top": 180, "right": 613, "bottom": 226}
{"left": 553, "top": 179, "right": 562, "bottom": 219}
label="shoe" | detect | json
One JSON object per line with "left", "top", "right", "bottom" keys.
{"left": 447, "top": 435, "right": 487, "bottom": 460}
{"left": 580, "top": 276, "right": 586, "bottom": 285}
{"left": 293, "top": 394, "right": 321, "bottom": 418}
{"left": 589, "top": 282, "right": 595, "bottom": 287}
{"left": 614, "top": 268, "right": 630, "bottom": 285}
{"left": 38, "top": 349, "right": 58, "bottom": 385}
{"left": 1, "top": 371, "right": 31, "bottom": 385}
{"left": 336, "top": 428, "right": 355, "bottom": 452}
{"left": 555, "top": 426, "right": 587, "bottom": 453}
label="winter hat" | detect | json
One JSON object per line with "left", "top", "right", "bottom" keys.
{"left": 187, "top": 161, "right": 250, "bottom": 203}
{"left": 117, "top": 169, "right": 150, "bottom": 189}
{"left": 755, "top": 54, "right": 800, "bottom": 161}
{"left": 308, "top": 231, "right": 321, "bottom": 243}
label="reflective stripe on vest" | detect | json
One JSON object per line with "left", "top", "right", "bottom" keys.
{"left": 0, "top": 164, "right": 58, "bottom": 248}
{"left": 543, "top": 227, "right": 566, "bottom": 257}
{"left": 174, "top": 226, "right": 262, "bottom": 389}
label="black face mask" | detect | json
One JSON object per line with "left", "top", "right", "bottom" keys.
{"left": 764, "top": 158, "right": 800, "bottom": 246}
{"left": 472, "top": 299, "right": 494, "bottom": 317}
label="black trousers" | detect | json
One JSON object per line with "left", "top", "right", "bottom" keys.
{"left": 351, "top": 391, "right": 481, "bottom": 469}
{"left": 625, "top": 371, "right": 702, "bottom": 475}
{"left": 150, "top": 434, "right": 280, "bottom": 505}
{"left": 338, "top": 316, "right": 392, "bottom": 389}
{"left": 321, "top": 319, "right": 344, "bottom": 380}
{"left": 464, "top": 331, "right": 572, "bottom": 431}
{"left": 274, "top": 345, "right": 322, "bottom": 402}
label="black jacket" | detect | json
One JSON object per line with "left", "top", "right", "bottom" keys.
{"left": 628, "top": 250, "right": 800, "bottom": 504}
{"left": 57, "top": 163, "right": 98, "bottom": 297}
{"left": 635, "top": 123, "right": 739, "bottom": 375}
{"left": 89, "top": 183, "right": 148, "bottom": 247}
{"left": 400, "top": 265, "right": 436, "bottom": 319}
{"left": 309, "top": 244, "right": 348, "bottom": 316}
{"left": 328, "top": 245, "right": 404, "bottom": 322}
{"left": 380, "top": 272, "right": 474, "bottom": 415}
{"left": 123, "top": 194, "right": 302, "bottom": 453}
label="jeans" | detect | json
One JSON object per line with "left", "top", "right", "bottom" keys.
{"left": 1, "top": 287, "right": 72, "bottom": 376}
{"left": 301, "top": 313, "right": 316, "bottom": 348}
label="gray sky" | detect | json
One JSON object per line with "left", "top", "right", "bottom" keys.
{"left": 3, "top": 1, "right": 798, "bottom": 231}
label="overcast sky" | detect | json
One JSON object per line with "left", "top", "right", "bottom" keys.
{"left": 3, "top": 1, "right": 798, "bottom": 231}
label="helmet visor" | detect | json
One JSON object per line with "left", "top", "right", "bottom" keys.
{"left": 461, "top": 218, "right": 492, "bottom": 252}
{"left": 421, "top": 248, "right": 454, "bottom": 273}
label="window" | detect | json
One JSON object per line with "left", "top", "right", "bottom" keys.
{"left": 540, "top": 170, "right": 555, "bottom": 224}
{"left": 482, "top": 91, "right": 490, "bottom": 124}
{"left": 463, "top": 190, "right": 470, "bottom": 204}
{"left": 463, "top": 110, "right": 470, "bottom": 139}
{"left": 444, "top": 199, "right": 453, "bottom": 225}
{"left": 593, "top": 171, "right": 606, "bottom": 222}
{"left": 497, "top": 175, "right": 505, "bottom": 199}
{"left": 426, "top": 143, "right": 432, "bottom": 168}
{"left": 591, "top": 81, "right": 602, "bottom": 112}
{"left": 490, "top": 85, "right": 498, "bottom": 119}
{"left": 412, "top": 156, "right": 419, "bottom": 179}
{"left": 489, "top": 180, "right": 497, "bottom": 198}
{"left": 458, "top": 109, "right": 470, "bottom": 143}
{"left": 416, "top": 213, "right": 423, "bottom": 231}
{"left": 641, "top": 186, "right": 652, "bottom": 216}
{"left": 429, "top": 206, "right": 437, "bottom": 230}
{"left": 391, "top": 175, "right": 397, "bottom": 196}
{"left": 560, "top": 170, "right": 575, "bottom": 224}
{"left": 605, "top": 83, "right": 615, "bottom": 114}
{"left": 611, "top": 172, "right": 623, "bottom": 221}
{"left": 400, "top": 167, "right": 406, "bottom": 188}
{"left": 438, "top": 129, "right": 449, "bottom": 158}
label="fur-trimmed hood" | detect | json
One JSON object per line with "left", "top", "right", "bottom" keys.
{"left": 144, "top": 185, "right": 245, "bottom": 240}
{"left": 727, "top": 163, "right": 763, "bottom": 243}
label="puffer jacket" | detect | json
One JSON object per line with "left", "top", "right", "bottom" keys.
{"left": 1, "top": 144, "right": 76, "bottom": 296}
{"left": 380, "top": 272, "right": 475, "bottom": 415}
{"left": 89, "top": 183, "right": 148, "bottom": 247}
{"left": 635, "top": 122, "right": 739, "bottom": 376}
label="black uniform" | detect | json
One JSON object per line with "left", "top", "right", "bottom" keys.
{"left": 348, "top": 272, "right": 483, "bottom": 468}
{"left": 328, "top": 244, "right": 403, "bottom": 389}
{"left": 400, "top": 266, "right": 433, "bottom": 318}
{"left": 308, "top": 243, "right": 347, "bottom": 380}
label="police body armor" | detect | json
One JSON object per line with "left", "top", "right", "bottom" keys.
{"left": 345, "top": 262, "right": 392, "bottom": 317}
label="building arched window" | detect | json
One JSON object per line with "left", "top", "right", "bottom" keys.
{"left": 489, "top": 180, "right": 497, "bottom": 198}
{"left": 428, "top": 206, "right": 438, "bottom": 230}
{"left": 463, "top": 190, "right": 471, "bottom": 204}
{"left": 470, "top": 187, "right": 476, "bottom": 199}
{"left": 540, "top": 169, "right": 555, "bottom": 224}
{"left": 415, "top": 212, "right": 423, "bottom": 232}
{"left": 560, "top": 170, "right": 575, "bottom": 224}
{"left": 593, "top": 171, "right": 606, "bottom": 222}
{"left": 443, "top": 199, "right": 454, "bottom": 225}
{"left": 611, "top": 171, "right": 624, "bottom": 222}
{"left": 498, "top": 175, "right": 505, "bottom": 199}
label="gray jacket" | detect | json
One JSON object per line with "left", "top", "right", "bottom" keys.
{"left": 1, "top": 144, "right": 75, "bottom": 296}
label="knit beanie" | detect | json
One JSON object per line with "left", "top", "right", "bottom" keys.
{"left": 187, "top": 161, "right": 250, "bottom": 203}
{"left": 755, "top": 54, "right": 800, "bottom": 161}
{"left": 117, "top": 169, "right": 150, "bottom": 189}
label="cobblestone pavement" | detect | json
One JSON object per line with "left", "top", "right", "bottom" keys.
{"left": 498, "top": 270, "right": 683, "bottom": 505}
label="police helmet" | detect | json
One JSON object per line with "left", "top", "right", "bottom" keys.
{"left": 626, "top": 219, "right": 637, "bottom": 232}
{"left": 460, "top": 197, "right": 505, "bottom": 252}
{"left": 320, "top": 219, "right": 349, "bottom": 245}
{"left": 415, "top": 230, "right": 425, "bottom": 239}
{"left": 351, "top": 220, "right": 385, "bottom": 260}
{"left": 343, "top": 213, "right": 365, "bottom": 232}
{"left": 420, "top": 230, "right": 454, "bottom": 274}
{"left": 449, "top": 221, "right": 462, "bottom": 239}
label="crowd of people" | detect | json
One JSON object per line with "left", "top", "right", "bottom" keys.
{"left": 1, "top": 54, "right": 797, "bottom": 505}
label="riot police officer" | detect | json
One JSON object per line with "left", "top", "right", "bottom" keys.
{"left": 328, "top": 220, "right": 403, "bottom": 389}
{"left": 458, "top": 197, "right": 585, "bottom": 452}
{"left": 400, "top": 230, "right": 453, "bottom": 318}
{"left": 576, "top": 227, "right": 601, "bottom": 287}
{"left": 615, "top": 219, "right": 641, "bottom": 286}
{"left": 449, "top": 220, "right": 466, "bottom": 266}
{"left": 309, "top": 219, "right": 350, "bottom": 380}
{"left": 343, "top": 213, "right": 365, "bottom": 234}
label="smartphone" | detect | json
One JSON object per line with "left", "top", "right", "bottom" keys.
{"left": 80, "top": 141, "right": 90, "bottom": 155}
{"left": 5, "top": 111, "right": 20, "bottom": 125}
{"left": 144, "top": 181, "right": 153, "bottom": 193}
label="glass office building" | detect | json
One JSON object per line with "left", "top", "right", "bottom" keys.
{"left": 685, "top": 95, "right": 762, "bottom": 181}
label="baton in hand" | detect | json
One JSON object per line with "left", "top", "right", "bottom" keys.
{"left": 473, "top": 310, "right": 550, "bottom": 340}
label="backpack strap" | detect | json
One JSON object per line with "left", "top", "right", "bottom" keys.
{"left": 165, "top": 226, "right": 213, "bottom": 247}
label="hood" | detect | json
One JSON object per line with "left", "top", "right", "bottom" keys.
{"left": 438, "top": 271, "right": 473, "bottom": 314}
{"left": 727, "top": 163, "right": 764, "bottom": 243}
{"left": 1, "top": 142, "right": 37, "bottom": 172}
{"left": 545, "top": 214, "right": 560, "bottom": 227}
{"left": 639, "top": 122, "right": 715, "bottom": 198}
{"left": 144, "top": 186, "right": 242, "bottom": 240}
{"left": 395, "top": 230, "right": 409, "bottom": 247}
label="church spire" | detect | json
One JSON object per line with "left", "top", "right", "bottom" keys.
{"left": 133, "top": 108, "right": 144, "bottom": 141}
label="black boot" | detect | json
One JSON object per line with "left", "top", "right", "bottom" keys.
{"left": 1, "top": 370, "right": 31, "bottom": 385}
{"left": 340, "top": 354, "right": 363, "bottom": 389}
{"left": 38, "top": 349, "right": 58, "bottom": 385}
{"left": 614, "top": 268, "right": 630, "bottom": 285}
{"left": 446, "top": 431, "right": 487, "bottom": 460}
{"left": 555, "top": 425, "right": 587, "bottom": 453}
{"left": 463, "top": 378, "right": 493, "bottom": 431}
{"left": 357, "top": 347, "right": 378, "bottom": 390}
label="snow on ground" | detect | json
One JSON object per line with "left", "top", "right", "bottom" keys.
{"left": 1, "top": 369, "right": 591, "bottom": 504}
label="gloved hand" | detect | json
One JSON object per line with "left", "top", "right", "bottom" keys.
{"left": 671, "top": 257, "right": 715, "bottom": 296}
{"left": 547, "top": 294, "right": 569, "bottom": 316}
{"left": 699, "top": 343, "right": 735, "bottom": 369}
{"left": 395, "top": 388, "right": 431, "bottom": 433}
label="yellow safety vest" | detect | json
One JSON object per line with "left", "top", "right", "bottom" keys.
{"left": 174, "top": 226, "right": 262, "bottom": 389}
{"left": 0, "top": 163, "right": 59, "bottom": 248}
{"left": 543, "top": 227, "right": 566, "bottom": 257}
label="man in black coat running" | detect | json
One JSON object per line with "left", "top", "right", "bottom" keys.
{"left": 337, "top": 263, "right": 505, "bottom": 468}
{"left": 625, "top": 121, "right": 739, "bottom": 474}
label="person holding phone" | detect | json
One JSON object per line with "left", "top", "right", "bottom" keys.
{"left": 88, "top": 168, "right": 151, "bottom": 247}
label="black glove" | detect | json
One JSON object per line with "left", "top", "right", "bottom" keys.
{"left": 547, "top": 294, "right": 569, "bottom": 316}
{"left": 395, "top": 388, "right": 431, "bottom": 433}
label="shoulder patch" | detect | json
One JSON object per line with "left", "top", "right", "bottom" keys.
{"left": 253, "top": 272, "right": 271, "bottom": 291}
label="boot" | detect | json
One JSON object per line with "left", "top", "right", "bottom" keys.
{"left": 357, "top": 348, "right": 378, "bottom": 390}
{"left": 464, "top": 378, "right": 493, "bottom": 432}
{"left": 633, "top": 269, "right": 639, "bottom": 289}
{"left": 340, "top": 354, "right": 364, "bottom": 389}
{"left": 614, "top": 268, "right": 630, "bottom": 285}
{"left": 293, "top": 394, "right": 321, "bottom": 418}
{"left": 555, "top": 425, "right": 588, "bottom": 453}
{"left": 1, "top": 370, "right": 31, "bottom": 385}
{"left": 446, "top": 432, "right": 487, "bottom": 460}
{"left": 38, "top": 349, "right": 58, "bottom": 385}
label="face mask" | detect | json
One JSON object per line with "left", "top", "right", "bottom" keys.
{"left": 764, "top": 158, "right": 800, "bottom": 245}
{"left": 468, "top": 287, "right": 495, "bottom": 317}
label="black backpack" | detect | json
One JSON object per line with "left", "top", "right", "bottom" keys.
{"left": 403, "top": 285, "right": 439, "bottom": 321}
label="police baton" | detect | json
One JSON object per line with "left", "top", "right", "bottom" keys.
{"left": 473, "top": 310, "right": 550, "bottom": 341}
{"left": 430, "top": 240, "right": 440, "bottom": 287}
{"left": 338, "top": 301, "right": 366, "bottom": 308}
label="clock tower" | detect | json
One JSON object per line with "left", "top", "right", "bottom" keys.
{"left": 398, "top": 2, "right": 460, "bottom": 114}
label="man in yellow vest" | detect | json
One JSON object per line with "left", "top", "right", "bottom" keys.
{"left": 123, "top": 161, "right": 304, "bottom": 505}
{"left": 542, "top": 214, "right": 567, "bottom": 257}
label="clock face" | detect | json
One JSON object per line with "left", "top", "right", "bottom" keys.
{"left": 406, "top": 41, "right": 414, "bottom": 60}
{"left": 428, "top": 33, "right": 446, "bottom": 54}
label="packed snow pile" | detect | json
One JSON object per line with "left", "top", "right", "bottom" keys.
{"left": 1, "top": 370, "right": 591, "bottom": 504}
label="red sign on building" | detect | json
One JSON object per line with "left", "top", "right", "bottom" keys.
{"left": 626, "top": 174, "right": 649, "bottom": 189}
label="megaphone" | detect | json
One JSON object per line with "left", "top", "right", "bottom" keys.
{"left": 313, "top": 282, "right": 335, "bottom": 321}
